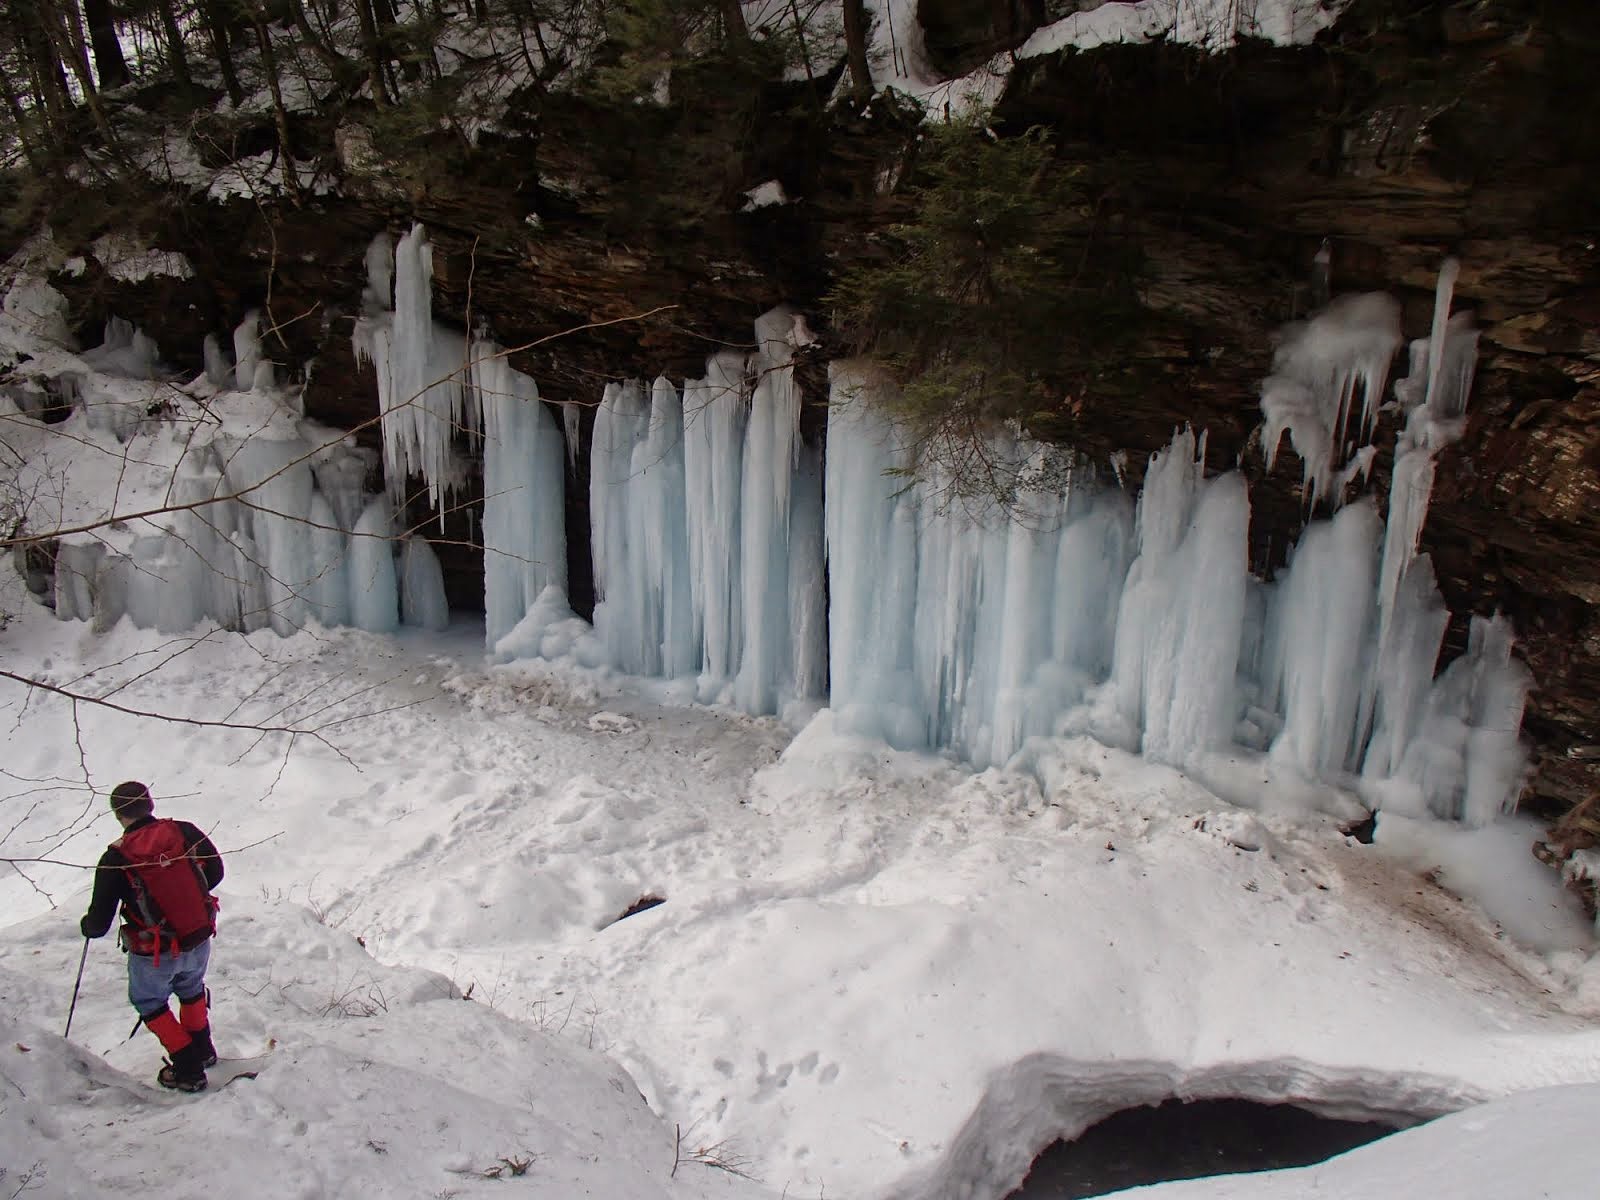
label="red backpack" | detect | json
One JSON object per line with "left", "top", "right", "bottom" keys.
{"left": 115, "top": 819, "right": 218, "bottom": 962}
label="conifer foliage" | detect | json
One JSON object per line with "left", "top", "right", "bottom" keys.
{"left": 829, "top": 118, "right": 1138, "bottom": 488}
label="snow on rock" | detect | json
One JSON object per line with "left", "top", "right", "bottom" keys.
{"left": 740, "top": 180, "right": 791, "bottom": 210}
{"left": 88, "top": 233, "right": 194, "bottom": 283}
{"left": 869, "top": 0, "right": 1350, "bottom": 120}
{"left": 1018, "top": 0, "right": 1346, "bottom": 57}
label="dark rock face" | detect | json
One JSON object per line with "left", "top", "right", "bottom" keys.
{"left": 39, "top": 1, "right": 1598, "bottom": 841}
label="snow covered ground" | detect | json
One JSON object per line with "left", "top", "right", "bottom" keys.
{"left": 2, "top": 602, "right": 1598, "bottom": 1199}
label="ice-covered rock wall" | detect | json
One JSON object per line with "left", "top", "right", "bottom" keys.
{"left": 44, "top": 303, "right": 447, "bottom": 640}
{"left": 25, "top": 228, "right": 1527, "bottom": 825}
{"left": 824, "top": 262, "right": 1530, "bottom": 825}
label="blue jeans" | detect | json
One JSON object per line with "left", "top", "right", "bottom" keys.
{"left": 127, "top": 940, "right": 210, "bottom": 1019}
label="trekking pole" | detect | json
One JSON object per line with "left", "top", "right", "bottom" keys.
{"left": 64, "top": 937, "right": 90, "bottom": 1038}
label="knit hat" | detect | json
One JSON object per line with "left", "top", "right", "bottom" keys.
{"left": 109, "top": 780, "right": 152, "bottom": 817}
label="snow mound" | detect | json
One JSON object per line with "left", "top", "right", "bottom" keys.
{"left": 0, "top": 896, "right": 763, "bottom": 1200}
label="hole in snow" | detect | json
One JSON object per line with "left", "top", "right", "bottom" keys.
{"left": 604, "top": 894, "right": 666, "bottom": 928}
{"left": 1006, "top": 1097, "right": 1399, "bottom": 1199}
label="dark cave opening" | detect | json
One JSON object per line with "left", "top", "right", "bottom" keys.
{"left": 1006, "top": 1097, "right": 1401, "bottom": 1199}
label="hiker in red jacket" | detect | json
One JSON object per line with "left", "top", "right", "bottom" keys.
{"left": 80, "top": 781, "right": 224, "bottom": 1092}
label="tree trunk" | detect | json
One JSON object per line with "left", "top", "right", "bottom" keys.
{"left": 286, "top": 0, "right": 351, "bottom": 78}
{"left": 354, "top": 0, "right": 390, "bottom": 105}
{"left": 198, "top": 0, "right": 245, "bottom": 106}
{"left": 371, "top": 0, "right": 418, "bottom": 84}
{"left": 252, "top": 15, "right": 303, "bottom": 199}
{"left": 18, "top": 0, "right": 74, "bottom": 119}
{"left": 38, "top": 0, "right": 123, "bottom": 152}
{"left": 154, "top": 0, "right": 193, "bottom": 85}
{"left": 719, "top": 0, "right": 749, "bottom": 46}
{"left": 842, "top": 0, "right": 872, "bottom": 101}
{"left": 81, "top": 0, "right": 130, "bottom": 90}
{"left": 0, "top": 63, "right": 49, "bottom": 173}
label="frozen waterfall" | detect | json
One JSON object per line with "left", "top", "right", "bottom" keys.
{"left": 817, "top": 261, "right": 1528, "bottom": 824}
{"left": 36, "top": 224, "right": 1529, "bottom": 828}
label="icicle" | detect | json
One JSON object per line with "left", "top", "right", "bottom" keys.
{"left": 233, "top": 310, "right": 262, "bottom": 392}
{"left": 1422, "top": 257, "right": 1460, "bottom": 419}
{"left": 352, "top": 225, "right": 477, "bottom": 513}
{"left": 1258, "top": 294, "right": 1401, "bottom": 508}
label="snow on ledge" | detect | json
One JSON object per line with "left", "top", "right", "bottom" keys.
{"left": 740, "top": 179, "right": 792, "bottom": 211}
{"left": 1018, "top": 0, "right": 1347, "bottom": 58}
{"left": 874, "top": 0, "right": 1349, "bottom": 120}
{"left": 90, "top": 233, "right": 195, "bottom": 283}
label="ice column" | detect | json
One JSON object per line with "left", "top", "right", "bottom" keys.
{"left": 734, "top": 308, "right": 807, "bottom": 714}
{"left": 988, "top": 451, "right": 1072, "bottom": 767}
{"left": 579, "top": 308, "right": 825, "bottom": 715}
{"left": 824, "top": 365, "right": 924, "bottom": 745}
{"left": 1261, "top": 500, "right": 1381, "bottom": 777}
{"left": 589, "top": 380, "right": 653, "bottom": 672}
{"left": 683, "top": 352, "right": 748, "bottom": 682}
{"left": 1363, "top": 555, "right": 1448, "bottom": 779}
{"left": 349, "top": 500, "right": 400, "bottom": 633}
{"left": 400, "top": 536, "right": 450, "bottom": 631}
{"left": 1396, "top": 616, "right": 1532, "bottom": 825}
{"left": 476, "top": 342, "right": 568, "bottom": 649}
{"left": 220, "top": 437, "right": 306, "bottom": 634}
{"left": 643, "top": 376, "right": 696, "bottom": 678}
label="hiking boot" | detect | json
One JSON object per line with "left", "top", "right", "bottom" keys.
{"left": 188, "top": 1024, "right": 218, "bottom": 1069}
{"left": 157, "top": 1041, "right": 209, "bottom": 1093}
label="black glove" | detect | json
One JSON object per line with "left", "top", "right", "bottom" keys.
{"left": 80, "top": 915, "right": 100, "bottom": 939}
